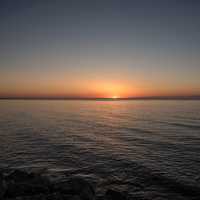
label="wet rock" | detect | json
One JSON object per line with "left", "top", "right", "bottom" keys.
{"left": 1, "top": 169, "right": 133, "bottom": 200}
{"left": 68, "top": 195, "right": 82, "bottom": 200}
{"left": 95, "top": 195, "right": 104, "bottom": 200}
{"left": 8, "top": 193, "right": 63, "bottom": 200}
{"left": 105, "top": 189, "right": 127, "bottom": 200}
{"left": 5, "top": 194, "right": 82, "bottom": 200}
{"left": 6, "top": 169, "right": 34, "bottom": 182}
{"left": 4, "top": 170, "right": 51, "bottom": 198}
{"left": 5, "top": 181, "right": 50, "bottom": 198}
{"left": 0, "top": 172, "right": 6, "bottom": 199}
{"left": 55, "top": 177, "right": 95, "bottom": 200}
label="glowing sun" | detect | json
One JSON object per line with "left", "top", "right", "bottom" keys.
{"left": 112, "top": 96, "right": 119, "bottom": 99}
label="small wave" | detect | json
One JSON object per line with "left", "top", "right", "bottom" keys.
{"left": 125, "top": 127, "right": 154, "bottom": 134}
{"left": 170, "top": 122, "right": 200, "bottom": 130}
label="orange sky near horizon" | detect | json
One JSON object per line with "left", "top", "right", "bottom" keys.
{"left": 1, "top": 74, "right": 199, "bottom": 98}
{"left": 1, "top": 1, "right": 200, "bottom": 99}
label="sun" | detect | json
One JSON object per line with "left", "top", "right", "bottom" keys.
{"left": 112, "top": 95, "right": 119, "bottom": 99}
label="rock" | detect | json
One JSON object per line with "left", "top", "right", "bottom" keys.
{"left": 54, "top": 194, "right": 81, "bottom": 200}
{"left": 6, "top": 169, "right": 34, "bottom": 182}
{"left": 4, "top": 170, "right": 51, "bottom": 198}
{"left": 5, "top": 181, "right": 50, "bottom": 198}
{"left": 8, "top": 193, "right": 82, "bottom": 200}
{"left": 55, "top": 177, "right": 95, "bottom": 200}
{"left": 8, "top": 193, "right": 62, "bottom": 200}
{"left": 0, "top": 172, "right": 6, "bottom": 199}
{"left": 105, "top": 189, "right": 127, "bottom": 200}
{"left": 1, "top": 169, "right": 131, "bottom": 200}
{"left": 95, "top": 195, "right": 104, "bottom": 200}
{"left": 68, "top": 195, "right": 82, "bottom": 200}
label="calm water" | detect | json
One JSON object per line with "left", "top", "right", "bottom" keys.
{"left": 0, "top": 100, "right": 200, "bottom": 198}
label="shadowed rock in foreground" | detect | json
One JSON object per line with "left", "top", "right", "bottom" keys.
{"left": 1, "top": 168, "right": 200, "bottom": 200}
{"left": 0, "top": 169, "right": 128, "bottom": 200}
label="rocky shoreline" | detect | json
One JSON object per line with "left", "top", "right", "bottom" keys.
{"left": 1, "top": 168, "right": 200, "bottom": 200}
{"left": 0, "top": 169, "right": 128, "bottom": 200}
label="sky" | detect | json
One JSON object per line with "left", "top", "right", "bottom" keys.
{"left": 0, "top": 0, "right": 200, "bottom": 98}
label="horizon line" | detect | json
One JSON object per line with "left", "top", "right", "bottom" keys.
{"left": 0, "top": 96, "right": 200, "bottom": 100}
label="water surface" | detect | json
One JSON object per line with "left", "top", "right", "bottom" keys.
{"left": 0, "top": 100, "right": 200, "bottom": 198}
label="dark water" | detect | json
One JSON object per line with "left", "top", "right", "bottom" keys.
{"left": 0, "top": 100, "right": 200, "bottom": 199}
